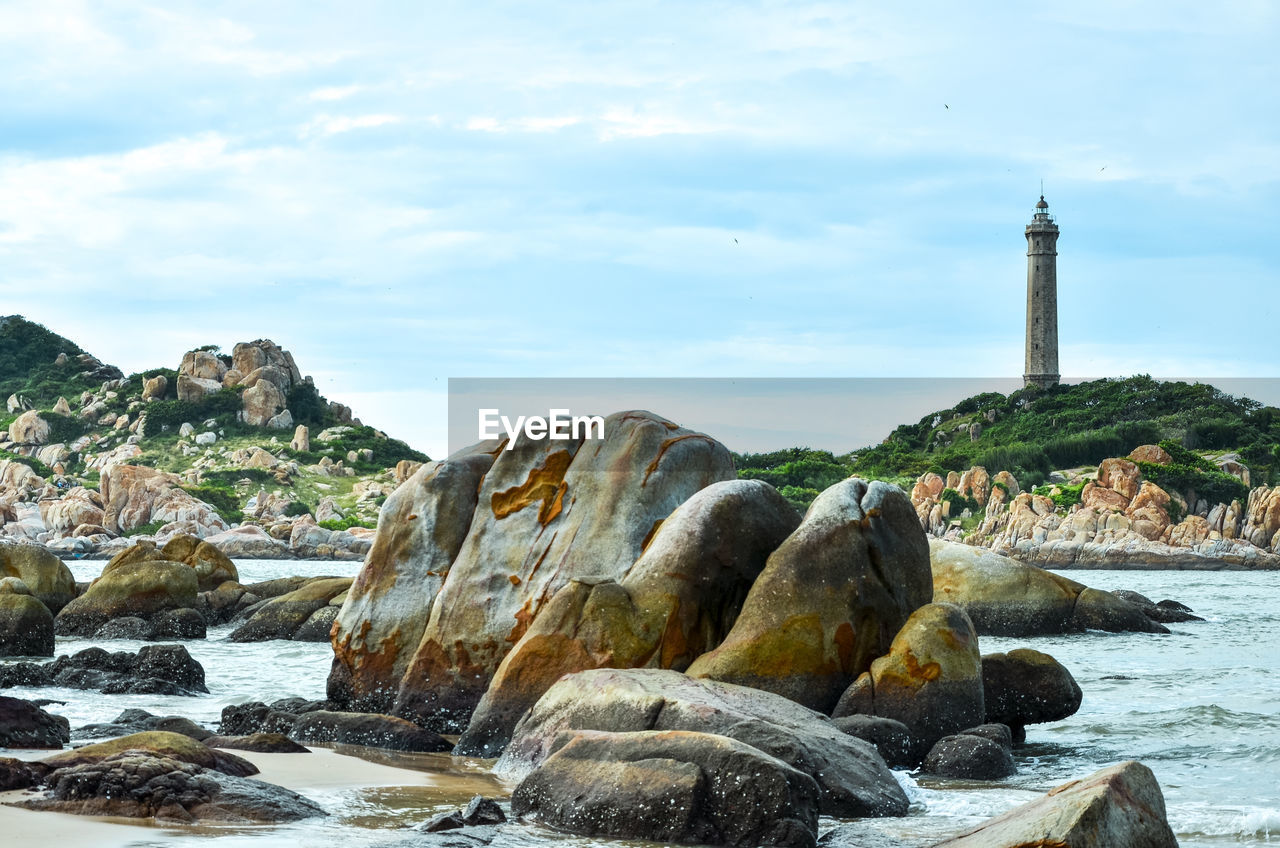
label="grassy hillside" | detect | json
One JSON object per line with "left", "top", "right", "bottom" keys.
{"left": 0, "top": 315, "right": 97, "bottom": 406}
{"left": 736, "top": 377, "right": 1280, "bottom": 511}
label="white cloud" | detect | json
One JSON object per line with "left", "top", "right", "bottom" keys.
{"left": 302, "top": 113, "right": 403, "bottom": 137}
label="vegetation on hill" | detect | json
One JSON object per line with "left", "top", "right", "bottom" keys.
{"left": 734, "top": 377, "right": 1280, "bottom": 510}
{"left": 0, "top": 315, "right": 95, "bottom": 406}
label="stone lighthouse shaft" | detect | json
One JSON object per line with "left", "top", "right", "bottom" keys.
{"left": 1024, "top": 195, "right": 1060, "bottom": 388}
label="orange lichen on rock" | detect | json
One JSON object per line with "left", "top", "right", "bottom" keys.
{"left": 491, "top": 450, "right": 573, "bottom": 524}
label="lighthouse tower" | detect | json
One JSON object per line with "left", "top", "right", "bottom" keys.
{"left": 1024, "top": 195, "right": 1060, "bottom": 388}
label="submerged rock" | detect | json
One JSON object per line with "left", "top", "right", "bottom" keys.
{"left": 933, "top": 760, "right": 1178, "bottom": 847}
{"left": 687, "top": 479, "right": 932, "bottom": 714}
{"left": 512, "top": 729, "right": 819, "bottom": 848}
{"left": 500, "top": 668, "right": 908, "bottom": 818}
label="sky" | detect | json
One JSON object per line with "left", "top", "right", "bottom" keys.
{"left": 1, "top": 1, "right": 1277, "bottom": 457}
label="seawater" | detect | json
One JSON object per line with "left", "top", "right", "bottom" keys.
{"left": 2, "top": 561, "right": 1278, "bottom": 846}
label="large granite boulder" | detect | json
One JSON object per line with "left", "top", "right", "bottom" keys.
{"left": 230, "top": 577, "right": 352, "bottom": 642}
{"left": 0, "top": 589, "right": 55, "bottom": 656}
{"left": 934, "top": 760, "right": 1178, "bottom": 847}
{"left": 499, "top": 668, "right": 907, "bottom": 818}
{"left": 686, "top": 479, "right": 932, "bottom": 713}
{"left": 832, "top": 603, "right": 984, "bottom": 755}
{"left": 0, "top": 540, "right": 77, "bottom": 613}
{"left": 931, "top": 540, "right": 1167, "bottom": 635}
{"left": 7, "top": 410, "right": 50, "bottom": 445}
{"left": 159, "top": 535, "right": 239, "bottom": 591}
{"left": 54, "top": 555, "right": 200, "bottom": 637}
{"left": 458, "top": 479, "right": 800, "bottom": 756}
{"left": 388, "top": 411, "right": 735, "bottom": 730}
{"left": 512, "top": 729, "right": 820, "bottom": 848}
{"left": 0, "top": 695, "right": 70, "bottom": 748}
{"left": 100, "top": 465, "right": 229, "bottom": 537}
{"left": 329, "top": 445, "right": 498, "bottom": 712}
{"left": 41, "top": 730, "right": 254, "bottom": 775}
{"left": 982, "top": 649, "right": 1082, "bottom": 736}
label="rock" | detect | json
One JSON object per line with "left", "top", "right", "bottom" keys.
{"left": 8, "top": 410, "right": 50, "bottom": 445}
{"left": 52, "top": 396, "right": 72, "bottom": 416}
{"left": 687, "top": 479, "right": 931, "bottom": 713}
{"left": 981, "top": 649, "right": 1082, "bottom": 735}
{"left": 290, "top": 710, "right": 452, "bottom": 752}
{"left": 512, "top": 729, "right": 819, "bottom": 848}
{"left": 242, "top": 379, "right": 286, "bottom": 427}
{"left": 94, "top": 616, "right": 151, "bottom": 639}
{"left": 195, "top": 431, "right": 217, "bottom": 446}
{"left": 1074, "top": 588, "right": 1168, "bottom": 634}
{"left": 203, "top": 733, "right": 310, "bottom": 753}
{"left": 290, "top": 424, "right": 310, "bottom": 452}
{"left": 329, "top": 446, "right": 496, "bottom": 713}
{"left": 180, "top": 350, "right": 228, "bottom": 382}
{"left": 160, "top": 534, "right": 239, "bottom": 591}
{"left": 0, "top": 592, "right": 55, "bottom": 656}
{"left": 960, "top": 723, "right": 1014, "bottom": 749}
{"left": 1129, "top": 444, "right": 1173, "bottom": 465}
{"left": 142, "top": 374, "right": 169, "bottom": 400}
{"left": 38, "top": 487, "right": 106, "bottom": 539}
{"left": 0, "top": 756, "right": 48, "bottom": 790}
{"left": 832, "top": 603, "right": 984, "bottom": 754}
{"left": 6, "top": 393, "right": 31, "bottom": 414}
{"left": 1112, "top": 590, "right": 1204, "bottom": 624}
{"left": 75, "top": 708, "right": 212, "bottom": 741}
{"left": 934, "top": 760, "right": 1177, "bottom": 848}
{"left": 831, "top": 715, "right": 915, "bottom": 768}
{"left": 419, "top": 796, "right": 507, "bottom": 833}
{"left": 267, "top": 409, "right": 293, "bottom": 430}
{"left": 293, "top": 605, "right": 338, "bottom": 641}
{"left": 231, "top": 577, "right": 352, "bottom": 641}
{"left": 24, "top": 750, "right": 324, "bottom": 823}
{"left": 0, "top": 644, "right": 208, "bottom": 695}
{"left": 100, "top": 464, "right": 229, "bottom": 537}
{"left": 459, "top": 479, "right": 800, "bottom": 756}
{"left": 54, "top": 556, "right": 200, "bottom": 637}
{"left": 921, "top": 734, "right": 1015, "bottom": 780}
{"left": 957, "top": 467, "right": 991, "bottom": 507}
{"left": 0, "top": 695, "right": 70, "bottom": 748}
{"left": 177, "top": 374, "right": 224, "bottom": 403}
{"left": 151, "top": 607, "right": 208, "bottom": 639}
{"left": 201, "top": 524, "right": 288, "bottom": 558}
{"left": 41, "top": 730, "right": 255, "bottom": 775}
{"left": 390, "top": 411, "right": 735, "bottom": 731}
{"left": 0, "top": 540, "right": 76, "bottom": 614}
{"left": 500, "top": 668, "right": 908, "bottom": 818}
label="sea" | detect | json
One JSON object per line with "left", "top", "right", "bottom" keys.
{"left": 2, "top": 560, "right": 1278, "bottom": 847}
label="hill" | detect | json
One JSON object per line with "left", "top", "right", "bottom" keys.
{"left": 736, "top": 376, "right": 1280, "bottom": 510}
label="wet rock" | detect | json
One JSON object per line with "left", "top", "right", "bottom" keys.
{"left": 150, "top": 607, "right": 207, "bottom": 639}
{"left": 512, "top": 729, "right": 820, "bottom": 848}
{"left": 74, "top": 708, "right": 213, "bottom": 741}
{"left": 0, "top": 540, "right": 77, "bottom": 613}
{"left": 922, "top": 734, "right": 1016, "bottom": 780}
{"left": 687, "top": 479, "right": 932, "bottom": 714}
{"left": 0, "top": 644, "right": 207, "bottom": 695}
{"left": 0, "top": 755, "right": 49, "bottom": 790}
{"left": 230, "top": 577, "right": 352, "bottom": 641}
{"left": 0, "top": 592, "right": 55, "bottom": 656}
{"left": 217, "top": 698, "right": 332, "bottom": 736}
{"left": 203, "top": 733, "right": 310, "bottom": 753}
{"left": 981, "top": 649, "right": 1082, "bottom": 735}
{"left": 500, "top": 668, "right": 907, "bottom": 818}
{"left": 292, "top": 604, "right": 338, "bottom": 642}
{"left": 23, "top": 751, "right": 325, "bottom": 823}
{"left": 54, "top": 554, "right": 202, "bottom": 637}
{"left": 1112, "top": 589, "right": 1204, "bottom": 624}
{"left": 42, "top": 730, "right": 257, "bottom": 777}
{"left": 831, "top": 715, "right": 916, "bottom": 769}
{"left": 832, "top": 603, "right": 984, "bottom": 755}
{"left": 94, "top": 616, "right": 151, "bottom": 639}
{"left": 290, "top": 710, "right": 452, "bottom": 752}
{"left": 1074, "top": 587, "right": 1168, "bottom": 634}
{"left": 958, "top": 723, "right": 1013, "bottom": 750}
{"left": 459, "top": 478, "right": 799, "bottom": 756}
{"left": 0, "top": 695, "right": 71, "bottom": 748}
{"left": 934, "top": 760, "right": 1177, "bottom": 847}
{"left": 418, "top": 796, "right": 507, "bottom": 833}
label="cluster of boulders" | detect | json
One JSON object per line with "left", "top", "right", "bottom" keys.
{"left": 910, "top": 446, "right": 1280, "bottom": 568}
{"left": 316, "top": 410, "right": 1185, "bottom": 847}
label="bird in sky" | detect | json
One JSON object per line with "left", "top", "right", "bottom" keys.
{"left": 733, "top": 238, "right": 738, "bottom": 244}
{"left": 944, "top": 104, "right": 949, "bottom": 109}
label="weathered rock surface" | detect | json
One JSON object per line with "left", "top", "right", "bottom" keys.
{"left": 231, "top": 577, "right": 352, "bottom": 641}
{"left": 832, "top": 603, "right": 984, "bottom": 754}
{"left": 921, "top": 733, "right": 1015, "bottom": 780}
{"left": 0, "top": 695, "right": 70, "bottom": 748}
{"left": 329, "top": 445, "right": 497, "bottom": 712}
{"left": 159, "top": 535, "right": 239, "bottom": 591}
{"left": 499, "top": 668, "right": 908, "bottom": 818}
{"left": 100, "top": 465, "right": 228, "bottom": 537}
{"left": 41, "top": 730, "right": 255, "bottom": 776}
{"left": 831, "top": 715, "right": 915, "bottom": 769}
{"left": 290, "top": 710, "right": 452, "bottom": 752}
{"left": 512, "top": 729, "right": 820, "bottom": 848}
{"left": 687, "top": 479, "right": 932, "bottom": 713}
{"left": 73, "top": 707, "right": 212, "bottom": 741}
{"left": 388, "top": 412, "right": 735, "bottom": 731}
{"left": 203, "top": 733, "right": 310, "bottom": 753}
{"left": 0, "top": 540, "right": 76, "bottom": 612}
{"left": 8, "top": 410, "right": 50, "bottom": 445}
{"left": 218, "top": 698, "right": 334, "bottom": 736}
{"left": 458, "top": 478, "right": 800, "bottom": 756}
{"left": 0, "top": 590, "right": 54, "bottom": 656}
{"left": 54, "top": 553, "right": 200, "bottom": 637}
{"left": 933, "top": 760, "right": 1178, "bottom": 848}
{"left": 0, "top": 644, "right": 207, "bottom": 695}
{"left": 981, "top": 649, "right": 1083, "bottom": 734}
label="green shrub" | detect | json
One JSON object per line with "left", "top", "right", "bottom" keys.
{"left": 127, "top": 519, "right": 168, "bottom": 537}
{"left": 283, "top": 500, "right": 311, "bottom": 518}
{"left": 181, "top": 484, "right": 242, "bottom": 523}
{"left": 285, "top": 382, "right": 335, "bottom": 429}
{"left": 145, "top": 386, "right": 244, "bottom": 430}
{"left": 1033, "top": 481, "right": 1086, "bottom": 511}
{"left": 776, "top": 485, "right": 821, "bottom": 513}
{"left": 940, "top": 488, "right": 981, "bottom": 514}
{"left": 318, "top": 516, "right": 377, "bottom": 531}
{"left": 38, "top": 411, "right": 88, "bottom": 444}
{"left": 1132, "top": 439, "right": 1249, "bottom": 507}
{"left": 0, "top": 450, "right": 55, "bottom": 478}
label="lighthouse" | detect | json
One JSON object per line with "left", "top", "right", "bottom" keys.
{"left": 1024, "top": 195, "right": 1060, "bottom": 388}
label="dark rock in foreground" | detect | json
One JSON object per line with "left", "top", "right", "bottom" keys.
{"left": 20, "top": 751, "right": 326, "bottom": 823}
{"left": 417, "top": 795, "right": 507, "bottom": 832}
{"left": 981, "top": 649, "right": 1082, "bottom": 736}
{"left": 204, "top": 733, "right": 310, "bottom": 753}
{"left": 512, "top": 729, "right": 820, "bottom": 848}
{"left": 500, "top": 668, "right": 908, "bottom": 818}
{"left": 832, "top": 715, "right": 916, "bottom": 769}
{"left": 0, "top": 695, "right": 70, "bottom": 748}
{"left": 0, "top": 591, "right": 55, "bottom": 657}
{"left": 0, "top": 644, "right": 207, "bottom": 695}
{"left": 0, "top": 755, "right": 50, "bottom": 790}
{"left": 42, "top": 730, "right": 258, "bottom": 778}
{"left": 291, "top": 710, "right": 452, "bottom": 752}
{"left": 933, "top": 760, "right": 1178, "bottom": 847}
{"left": 921, "top": 734, "right": 1016, "bottom": 780}
{"left": 75, "top": 708, "right": 213, "bottom": 741}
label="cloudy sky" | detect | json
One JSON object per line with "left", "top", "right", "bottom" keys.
{"left": 1, "top": 2, "right": 1277, "bottom": 456}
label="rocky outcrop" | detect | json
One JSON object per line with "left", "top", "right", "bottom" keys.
{"left": 38, "top": 487, "right": 105, "bottom": 538}
{"left": 0, "top": 644, "right": 207, "bottom": 695}
{"left": 934, "top": 760, "right": 1178, "bottom": 847}
{"left": 0, "top": 540, "right": 76, "bottom": 612}
{"left": 41, "top": 730, "right": 254, "bottom": 775}
{"left": 231, "top": 576, "right": 352, "bottom": 641}
{"left": 981, "top": 649, "right": 1082, "bottom": 738}
{"left": 54, "top": 552, "right": 201, "bottom": 637}
{"left": 832, "top": 603, "right": 984, "bottom": 755}
{"left": 100, "top": 464, "right": 229, "bottom": 537}
{"left": 290, "top": 710, "right": 452, "bottom": 752}
{"left": 512, "top": 729, "right": 820, "bottom": 848}
{"left": 458, "top": 479, "right": 800, "bottom": 756}
{"left": 499, "top": 668, "right": 908, "bottom": 818}
{"left": 159, "top": 535, "right": 239, "bottom": 591}
{"left": 329, "top": 445, "right": 497, "bottom": 712}
{"left": 686, "top": 479, "right": 932, "bottom": 713}
{"left": 0, "top": 695, "right": 70, "bottom": 748}
{"left": 369, "top": 411, "right": 734, "bottom": 731}
{"left": 930, "top": 540, "right": 1167, "bottom": 635}
{"left": 921, "top": 730, "right": 1015, "bottom": 780}
{"left": 7, "top": 410, "right": 50, "bottom": 445}
{"left": 200, "top": 525, "right": 289, "bottom": 558}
